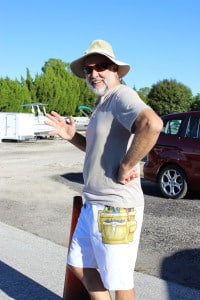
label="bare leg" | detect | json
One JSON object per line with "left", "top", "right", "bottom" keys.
{"left": 68, "top": 264, "right": 111, "bottom": 300}
{"left": 115, "top": 288, "right": 135, "bottom": 300}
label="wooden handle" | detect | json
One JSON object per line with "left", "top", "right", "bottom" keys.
{"left": 63, "top": 196, "right": 90, "bottom": 299}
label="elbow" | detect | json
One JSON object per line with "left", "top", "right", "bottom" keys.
{"left": 133, "top": 109, "right": 163, "bottom": 136}
{"left": 153, "top": 118, "right": 163, "bottom": 135}
{"left": 142, "top": 117, "right": 163, "bottom": 142}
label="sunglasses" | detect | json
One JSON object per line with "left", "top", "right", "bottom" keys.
{"left": 83, "top": 62, "right": 114, "bottom": 75}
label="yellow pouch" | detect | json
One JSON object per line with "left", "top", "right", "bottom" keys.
{"left": 98, "top": 207, "right": 137, "bottom": 244}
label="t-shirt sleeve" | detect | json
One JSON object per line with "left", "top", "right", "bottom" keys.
{"left": 114, "top": 86, "right": 149, "bottom": 132}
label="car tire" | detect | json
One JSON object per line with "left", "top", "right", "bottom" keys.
{"left": 158, "top": 164, "right": 188, "bottom": 199}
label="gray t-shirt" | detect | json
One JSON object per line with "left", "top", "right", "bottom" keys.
{"left": 82, "top": 85, "right": 149, "bottom": 208}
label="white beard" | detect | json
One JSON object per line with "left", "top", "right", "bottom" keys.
{"left": 86, "top": 73, "right": 116, "bottom": 96}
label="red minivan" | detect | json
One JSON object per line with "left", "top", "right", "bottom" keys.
{"left": 144, "top": 111, "right": 200, "bottom": 199}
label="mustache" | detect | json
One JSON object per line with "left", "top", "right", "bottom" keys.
{"left": 90, "top": 78, "right": 105, "bottom": 84}
{"left": 86, "top": 78, "right": 107, "bottom": 96}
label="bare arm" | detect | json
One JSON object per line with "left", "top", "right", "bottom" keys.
{"left": 45, "top": 111, "right": 86, "bottom": 152}
{"left": 118, "top": 108, "right": 163, "bottom": 184}
{"left": 69, "top": 131, "right": 86, "bottom": 152}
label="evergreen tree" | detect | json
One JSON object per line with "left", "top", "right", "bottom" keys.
{"left": 34, "top": 58, "right": 81, "bottom": 115}
{"left": 147, "top": 79, "right": 193, "bottom": 115}
{"left": 21, "top": 68, "right": 37, "bottom": 103}
{"left": 0, "top": 77, "right": 31, "bottom": 112}
{"left": 137, "top": 87, "right": 150, "bottom": 104}
{"left": 190, "top": 93, "right": 200, "bottom": 110}
{"left": 77, "top": 78, "right": 96, "bottom": 112}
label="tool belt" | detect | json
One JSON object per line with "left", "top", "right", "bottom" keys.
{"left": 98, "top": 206, "right": 137, "bottom": 244}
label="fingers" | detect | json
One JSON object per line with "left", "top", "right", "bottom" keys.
{"left": 68, "top": 115, "right": 75, "bottom": 125}
{"left": 118, "top": 176, "right": 134, "bottom": 185}
{"left": 50, "top": 111, "right": 59, "bottom": 116}
{"left": 49, "top": 111, "right": 62, "bottom": 119}
{"left": 45, "top": 113, "right": 56, "bottom": 124}
{"left": 117, "top": 166, "right": 140, "bottom": 185}
{"left": 46, "top": 112, "right": 74, "bottom": 126}
{"left": 45, "top": 111, "right": 64, "bottom": 123}
{"left": 118, "top": 179, "right": 126, "bottom": 185}
{"left": 117, "top": 176, "right": 136, "bottom": 185}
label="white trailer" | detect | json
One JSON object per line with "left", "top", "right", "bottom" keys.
{"left": 0, "top": 112, "right": 35, "bottom": 142}
{"left": 0, "top": 103, "right": 54, "bottom": 142}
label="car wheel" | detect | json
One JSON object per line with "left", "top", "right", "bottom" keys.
{"left": 158, "top": 164, "right": 188, "bottom": 199}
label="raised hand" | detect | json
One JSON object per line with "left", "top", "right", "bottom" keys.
{"left": 45, "top": 111, "right": 76, "bottom": 141}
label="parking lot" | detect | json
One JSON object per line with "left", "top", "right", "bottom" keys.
{"left": 0, "top": 138, "right": 199, "bottom": 290}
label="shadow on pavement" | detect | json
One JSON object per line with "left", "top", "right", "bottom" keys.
{"left": 62, "top": 173, "right": 164, "bottom": 199}
{"left": 141, "top": 178, "right": 200, "bottom": 200}
{"left": 141, "top": 178, "right": 163, "bottom": 197}
{"left": 61, "top": 172, "right": 84, "bottom": 185}
{"left": 0, "top": 261, "right": 61, "bottom": 300}
{"left": 161, "top": 248, "right": 200, "bottom": 293}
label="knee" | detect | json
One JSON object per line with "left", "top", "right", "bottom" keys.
{"left": 115, "top": 288, "right": 135, "bottom": 300}
{"left": 67, "top": 263, "right": 75, "bottom": 272}
{"left": 67, "top": 264, "right": 84, "bottom": 280}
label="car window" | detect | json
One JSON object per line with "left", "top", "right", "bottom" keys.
{"left": 162, "top": 118, "right": 183, "bottom": 135}
{"left": 185, "top": 116, "right": 200, "bottom": 139}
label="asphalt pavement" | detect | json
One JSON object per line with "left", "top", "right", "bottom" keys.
{"left": 1, "top": 221, "right": 200, "bottom": 300}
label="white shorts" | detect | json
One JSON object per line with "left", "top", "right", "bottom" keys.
{"left": 67, "top": 202, "right": 144, "bottom": 291}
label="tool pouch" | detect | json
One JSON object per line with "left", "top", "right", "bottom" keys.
{"left": 98, "top": 206, "right": 137, "bottom": 244}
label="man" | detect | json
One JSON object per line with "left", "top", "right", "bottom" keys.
{"left": 45, "top": 39, "right": 163, "bottom": 300}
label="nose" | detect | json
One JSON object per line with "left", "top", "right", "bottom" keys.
{"left": 90, "top": 68, "right": 99, "bottom": 77}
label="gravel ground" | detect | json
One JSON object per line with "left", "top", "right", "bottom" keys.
{"left": 0, "top": 138, "right": 200, "bottom": 290}
{"left": 137, "top": 180, "right": 200, "bottom": 289}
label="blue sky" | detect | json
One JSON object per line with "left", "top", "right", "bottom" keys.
{"left": 1, "top": 0, "right": 200, "bottom": 96}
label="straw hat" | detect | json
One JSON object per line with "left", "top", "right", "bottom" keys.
{"left": 70, "top": 39, "right": 130, "bottom": 78}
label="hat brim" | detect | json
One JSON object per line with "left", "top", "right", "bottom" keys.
{"left": 70, "top": 52, "right": 130, "bottom": 78}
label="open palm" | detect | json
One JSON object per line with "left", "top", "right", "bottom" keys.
{"left": 45, "top": 111, "right": 76, "bottom": 140}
